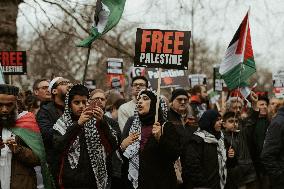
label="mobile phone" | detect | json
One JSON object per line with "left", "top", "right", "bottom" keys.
{"left": 87, "top": 99, "right": 103, "bottom": 110}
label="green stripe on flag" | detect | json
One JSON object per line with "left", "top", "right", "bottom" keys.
{"left": 222, "top": 58, "right": 256, "bottom": 90}
{"left": 10, "top": 127, "right": 55, "bottom": 189}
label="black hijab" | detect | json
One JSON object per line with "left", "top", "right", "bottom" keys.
{"left": 199, "top": 109, "right": 221, "bottom": 139}
{"left": 138, "top": 90, "right": 164, "bottom": 126}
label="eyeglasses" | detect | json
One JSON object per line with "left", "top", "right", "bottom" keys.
{"left": 132, "top": 83, "right": 146, "bottom": 88}
{"left": 90, "top": 97, "right": 106, "bottom": 102}
{"left": 175, "top": 98, "right": 188, "bottom": 103}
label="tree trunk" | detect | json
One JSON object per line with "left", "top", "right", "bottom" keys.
{"left": 0, "top": 0, "right": 22, "bottom": 50}
{"left": 0, "top": 0, "right": 22, "bottom": 83}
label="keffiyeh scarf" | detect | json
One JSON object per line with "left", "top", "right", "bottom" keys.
{"left": 53, "top": 84, "right": 116, "bottom": 189}
{"left": 123, "top": 90, "right": 168, "bottom": 188}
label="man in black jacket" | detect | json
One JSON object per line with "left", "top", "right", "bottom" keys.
{"left": 262, "top": 105, "right": 284, "bottom": 189}
{"left": 240, "top": 94, "right": 270, "bottom": 189}
{"left": 36, "top": 77, "right": 71, "bottom": 175}
{"left": 168, "top": 89, "right": 198, "bottom": 146}
{"left": 168, "top": 89, "right": 198, "bottom": 187}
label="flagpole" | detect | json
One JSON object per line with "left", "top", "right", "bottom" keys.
{"left": 82, "top": 46, "right": 91, "bottom": 83}
{"left": 232, "top": 8, "right": 250, "bottom": 147}
{"left": 155, "top": 68, "right": 162, "bottom": 123}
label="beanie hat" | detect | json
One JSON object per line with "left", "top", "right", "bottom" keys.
{"left": 171, "top": 89, "right": 188, "bottom": 102}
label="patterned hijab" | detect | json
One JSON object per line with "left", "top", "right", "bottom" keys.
{"left": 123, "top": 89, "right": 168, "bottom": 188}
{"left": 53, "top": 84, "right": 117, "bottom": 189}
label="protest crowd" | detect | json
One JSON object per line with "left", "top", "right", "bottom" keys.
{"left": 1, "top": 0, "right": 284, "bottom": 189}
{"left": 0, "top": 74, "right": 283, "bottom": 189}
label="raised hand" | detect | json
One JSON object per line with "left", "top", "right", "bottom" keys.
{"left": 93, "top": 106, "right": 104, "bottom": 121}
{"left": 6, "top": 138, "right": 17, "bottom": 153}
{"left": 120, "top": 132, "right": 140, "bottom": 150}
{"left": 152, "top": 122, "right": 162, "bottom": 141}
{"left": 78, "top": 109, "right": 93, "bottom": 126}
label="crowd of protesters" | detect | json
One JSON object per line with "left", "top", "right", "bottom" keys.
{"left": 0, "top": 75, "right": 284, "bottom": 189}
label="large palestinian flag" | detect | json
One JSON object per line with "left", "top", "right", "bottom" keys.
{"left": 77, "top": 0, "right": 126, "bottom": 47}
{"left": 10, "top": 112, "right": 55, "bottom": 189}
{"left": 219, "top": 11, "right": 256, "bottom": 90}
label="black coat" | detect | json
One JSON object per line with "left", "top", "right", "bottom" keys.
{"left": 167, "top": 108, "right": 198, "bottom": 148}
{"left": 240, "top": 109, "right": 269, "bottom": 179}
{"left": 122, "top": 117, "right": 181, "bottom": 189}
{"left": 53, "top": 118, "right": 118, "bottom": 189}
{"left": 36, "top": 101, "right": 63, "bottom": 176}
{"left": 261, "top": 106, "right": 284, "bottom": 189}
{"left": 181, "top": 134, "right": 221, "bottom": 189}
{"left": 223, "top": 131, "right": 241, "bottom": 189}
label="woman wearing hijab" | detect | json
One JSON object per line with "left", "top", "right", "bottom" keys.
{"left": 120, "top": 90, "right": 181, "bottom": 189}
{"left": 52, "top": 84, "right": 118, "bottom": 189}
{"left": 181, "top": 109, "right": 227, "bottom": 189}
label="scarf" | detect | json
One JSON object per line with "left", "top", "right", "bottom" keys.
{"left": 123, "top": 90, "right": 168, "bottom": 189}
{"left": 194, "top": 128, "right": 227, "bottom": 189}
{"left": 53, "top": 84, "right": 117, "bottom": 189}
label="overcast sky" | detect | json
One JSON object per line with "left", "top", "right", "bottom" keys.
{"left": 18, "top": 0, "right": 284, "bottom": 73}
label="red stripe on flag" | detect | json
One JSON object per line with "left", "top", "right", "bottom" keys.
{"left": 244, "top": 24, "right": 254, "bottom": 61}
{"left": 235, "top": 13, "right": 248, "bottom": 54}
{"left": 15, "top": 112, "right": 40, "bottom": 133}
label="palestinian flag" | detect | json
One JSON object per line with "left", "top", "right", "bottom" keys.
{"left": 10, "top": 112, "right": 55, "bottom": 189}
{"left": 219, "top": 11, "right": 256, "bottom": 90}
{"left": 77, "top": 0, "right": 126, "bottom": 47}
{"left": 0, "top": 65, "right": 5, "bottom": 84}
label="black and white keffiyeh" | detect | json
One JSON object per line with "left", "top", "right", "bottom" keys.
{"left": 53, "top": 84, "right": 116, "bottom": 189}
{"left": 123, "top": 89, "right": 168, "bottom": 189}
{"left": 194, "top": 128, "right": 227, "bottom": 189}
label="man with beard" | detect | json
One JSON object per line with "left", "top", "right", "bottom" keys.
{"left": 36, "top": 77, "right": 72, "bottom": 177}
{"left": 0, "top": 84, "right": 54, "bottom": 189}
{"left": 190, "top": 85, "right": 208, "bottom": 120}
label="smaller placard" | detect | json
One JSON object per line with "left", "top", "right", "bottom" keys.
{"left": 107, "top": 58, "right": 123, "bottom": 75}
{"left": 0, "top": 51, "right": 27, "bottom": 75}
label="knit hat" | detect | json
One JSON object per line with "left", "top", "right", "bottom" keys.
{"left": 170, "top": 89, "right": 188, "bottom": 102}
{"left": 0, "top": 84, "right": 19, "bottom": 96}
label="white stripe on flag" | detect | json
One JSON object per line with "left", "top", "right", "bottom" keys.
{"left": 96, "top": 3, "right": 110, "bottom": 33}
{"left": 219, "top": 40, "right": 243, "bottom": 75}
{"left": 0, "top": 65, "right": 5, "bottom": 84}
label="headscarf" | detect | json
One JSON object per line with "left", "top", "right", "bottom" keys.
{"left": 53, "top": 84, "right": 117, "bottom": 189}
{"left": 123, "top": 89, "right": 168, "bottom": 188}
{"left": 194, "top": 109, "right": 227, "bottom": 189}
{"left": 138, "top": 90, "right": 161, "bottom": 126}
{"left": 198, "top": 109, "right": 221, "bottom": 139}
